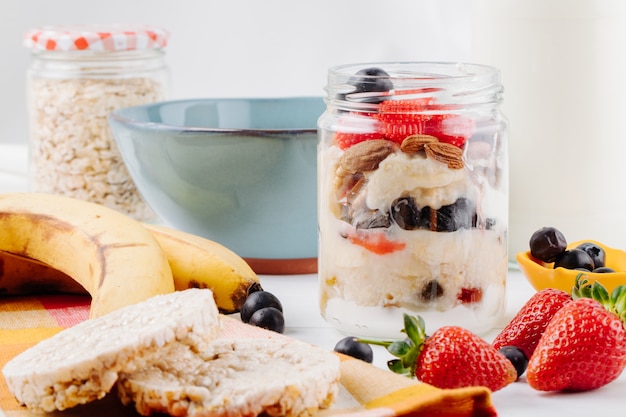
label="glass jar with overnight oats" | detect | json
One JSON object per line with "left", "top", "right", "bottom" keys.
{"left": 23, "top": 25, "right": 169, "bottom": 220}
{"left": 318, "top": 62, "right": 508, "bottom": 338}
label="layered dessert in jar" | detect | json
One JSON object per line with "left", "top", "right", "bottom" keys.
{"left": 318, "top": 63, "right": 508, "bottom": 338}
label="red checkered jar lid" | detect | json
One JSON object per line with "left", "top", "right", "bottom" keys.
{"left": 24, "top": 24, "right": 169, "bottom": 52}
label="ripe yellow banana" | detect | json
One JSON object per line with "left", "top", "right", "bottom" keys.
{"left": 0, "top": 192, "right": 175, "bottom": 318}
{"left": 142, "top": 223, "right": 262, "bottom": 314}
{"left": 0, "top": 250, "right": 85, "bottom": 295}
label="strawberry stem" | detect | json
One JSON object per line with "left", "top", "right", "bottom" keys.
{"left": 572, "top": 274, "right": 626, "bottom": 326}
{"left": 356, "top": 313, "right": 428, "bottom": 378}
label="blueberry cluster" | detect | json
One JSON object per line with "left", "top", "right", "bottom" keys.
{"left": 342, "top": 197, "right": 495, "bottom": 233}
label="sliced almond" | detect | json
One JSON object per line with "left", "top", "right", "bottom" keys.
{"left": 400, "top": 134, "right": 438, "bottom": 154}
{"left": 339, "top": 139, "right": 395, "bottom": 173}
{"left": 424, "top": 142, "right": 464, "bottom": 169}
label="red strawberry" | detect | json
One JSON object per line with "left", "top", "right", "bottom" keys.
{"left": 375, "top": 99, "right": 474, "bottom": 147}
{"left": 333, "top": 112, "right": 383, "bottom": 150}
{"left": 526, "top": 278, "right": 626, "bottom": 391}
{"left": 360, "top": 314, "right": 517, "bottom": 392}
{"left": 492, "top": 288, "right": 572, "bottom": 360}
{"left": 334, "top": 131, "right": 383, "bottom": 150}
{"left": 344, "top": 228, "right": 406, "bottom": 255}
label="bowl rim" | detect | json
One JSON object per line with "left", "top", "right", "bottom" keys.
{"left": 108, "top": 96, "right": 324, "bottom": 134}
{"left": 516, "top": 239, "right": 626, "bottom": 293}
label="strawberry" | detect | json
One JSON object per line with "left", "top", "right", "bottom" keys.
{"left": 374, "top": 99, "right": 474, "bottom": 147}
{"left": 526, "top": 277, "right": 626, "bottom": 391}
{"left": 492, "top": 288, "right": 572, "bottom": 360}
{"left": 360, "top": 314, "right": 517, "bottom": 392}
{"left": 334, "top": 131, "right": 383, "bottom": 150}
{"left": 333, "top": 112, "right": 383, "bottom": 150}
{"left": 345, "top": 228, "right": 406, "bottom": 255}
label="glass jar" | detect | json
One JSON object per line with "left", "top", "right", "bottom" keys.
{"left": 318, "top": 62, "right": 508, "bottom": 338}
{"left": 23, "top": 25, "right": 170, "bottom": 220}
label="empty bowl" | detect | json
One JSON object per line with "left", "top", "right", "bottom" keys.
{"left": 109, "top": 97, "right": 325, "bottom": 274}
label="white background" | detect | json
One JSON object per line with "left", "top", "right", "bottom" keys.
{"left": 0, "top": 0, "right": 470, "bottom": 144}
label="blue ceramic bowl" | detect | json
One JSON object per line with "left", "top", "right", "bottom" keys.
{"left": 109, "top": 97, "right": 325, "bottom": 274}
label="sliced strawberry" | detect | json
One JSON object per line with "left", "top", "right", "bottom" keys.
{"left": 375, "top": 99, "right": 474, "bottom": 147}
{"left": 345, "top": 229, "right": 406, "bottom": 255}
{"left": 457, "top": 287, "right": 483, "bottom": 304}
{"left": 333, "top": 112, "right": 384, "bottom": 150}
{"left": 334, "top": 131, "right": 384, "bottom": 150}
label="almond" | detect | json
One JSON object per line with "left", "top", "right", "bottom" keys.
{"left": 400, "top": 134, "right": 438, "bottom": 154}
{"left": 339, "top": 139, "right": 395, "bottom": 173}
{"left": 424, "top": 142, "right": 464, "bottom": 169}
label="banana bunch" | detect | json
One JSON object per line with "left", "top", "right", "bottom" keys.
{"left": 0, "top": 193, "right": 261, "bottom": 317}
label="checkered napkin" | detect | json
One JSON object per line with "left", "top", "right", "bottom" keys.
{"left": 0, "top": 295, "right": 497, "bottom": 417}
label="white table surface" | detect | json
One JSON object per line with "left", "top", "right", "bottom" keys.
{"left": 1, "top": 144, "right": 624, "bottom": 416}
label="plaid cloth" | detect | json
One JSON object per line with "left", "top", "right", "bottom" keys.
{"left": 0, "top": 295, "right": 497, "bottom": 417}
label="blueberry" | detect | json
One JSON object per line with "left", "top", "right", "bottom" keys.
{"left": 333, "top": 336, "right": 374, "bottom": 363}
{"left": 240, "top": 291, "right": 283, "bottom": 323}
{"left": 391, "top": 196, "right": 421, "bottom": 230}
{"left": 436, "top": 198, "right": 475, "bottom": 232}
{"left": 576, "top": 242, "right": 606, "bottom": 269}
{"left": 248, "top": 307, "right": 285, "bottom": 333}
{"left": 554, "top": 248, "right": 594, "bottom": 271}
{"left": 347, "top": 67, "right": 393, "bottom": 103}
{"left": 420, "top": 279, "right": 445, "bottom": 302}
{"left": 499, "top": 346, "right": 528, "bottom": 378}
{"left": 353, "top": 209, "right": 391, "bottom": 229}
{"left": 529, "top": 227, "right": 567, "bottom": 263}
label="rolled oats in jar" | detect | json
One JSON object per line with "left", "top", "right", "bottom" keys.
{"left": 318, "top": 62, "right": 509, "bottom": 338}
{"left": 23, "top": 25, "right": 170, "bottom": 220}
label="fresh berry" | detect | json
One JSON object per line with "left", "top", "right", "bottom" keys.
{"left": 334, "top": 131, "right": 384, "bottom": 150}
{"left": 345, "top": 228, "right": 406, "bottom": 255}
{"left": 390, "top": 196, "right": 421, "bottom": 231}
{"left": 529, "top": 226, "right": 567, "bottom": 263}
{"left": 375, "top": 99, "right": 473, "bottom": 147}
{"left": 248, "top": 307, "right": 285, "bottom": 333}
{"left": 333, "top": 336, "right": 374, "bottom": 363}
{"left": 575, "top": 242, "right": 606, "bottom": 268}
{"left": 554, "top": 248, "right": 594, "bottom": 271}
{"left": 526, "top": 282, "right": 626, "bottom": 392}
{"left": 456, "top": 287, "right": 483, "bottom": 304}
{"left": 420, "top": 279, "right": 445, "bottom": 302}
{"left": 240, "top": 291, "right": 283, "bottom": 323}
{"left": 498, "top": 346, "right": 528, "bottom": 378}
{"left": 346, "top": 67, "right": 394, "bottom": 103}
{"left": 435, "top": 198, "right": 474, "bottom": 232}
{"left": 359, "top": 314, "right": 517, "bottom": 392}
{"left": 492, "top": 288, "right": 572, "bottom": 359}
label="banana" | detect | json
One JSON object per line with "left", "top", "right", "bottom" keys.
{"left": 142, "top": 223, "right": 262, "bottom": 314}
{"left": 0, "top": 250, "right": 85, "bottom": 295}
{"left": 0, "top": 192, "right": 175, "bottom": 318}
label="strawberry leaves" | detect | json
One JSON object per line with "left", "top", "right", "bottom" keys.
{"left": 572, "top": 274, "right": 626, "bottom": 325}
{"left": 358, "top": 314, "right": 425, "bottom": 377}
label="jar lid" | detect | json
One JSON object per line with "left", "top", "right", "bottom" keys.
{"left": 23, "top": 24, "right": 169, "bottom": 52}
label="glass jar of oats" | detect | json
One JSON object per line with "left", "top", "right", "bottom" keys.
{"left": 23, "top": 25, "right": 170, "bottom": 220}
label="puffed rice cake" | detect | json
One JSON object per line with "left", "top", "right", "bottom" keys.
{"left": 2, "top": 288, "right": 221, "bottom": 412}
{"left": 117, "top": 338, "right": 341, "bottom": 417}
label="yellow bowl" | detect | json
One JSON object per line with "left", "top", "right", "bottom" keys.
{"left": 516, "top": 239, "right": 626, "bottom": 294}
